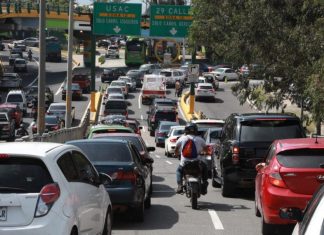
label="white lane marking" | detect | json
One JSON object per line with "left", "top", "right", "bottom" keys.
{"left": 208, "top": 209, "right": 224, "bottom": 230}
{"left": 141, "top": 114, "right": 143, "bottom": 120}
{"left": 142, "top": 126, "right": 146, "bottom": 132}
{"left": 166, "top": 160, "right": 173, "bottom": 165}
{"left": 55, "top": 80, "right": 65, "bottom": 96}
{"left": 155, "top": 155, "right": 161, "bottom": 158}
{"left": 27, "top": 57, "right": 40, "bottom": 87}
{"left": 138, "top": 90, "right": 142, "bottom": 109}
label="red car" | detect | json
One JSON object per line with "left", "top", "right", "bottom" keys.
{"left": 255, "top": 138, "right": 324, "bottom": 235}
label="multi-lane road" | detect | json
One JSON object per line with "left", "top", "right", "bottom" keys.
{"left": 0, "top": 45, "right": 291, "bottom": 235}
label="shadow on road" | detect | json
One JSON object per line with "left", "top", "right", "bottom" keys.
{"left": 151, "top": 183, "right": 175, "bottom": 198}
{"left": 113, "top": 204, "right": 179, "bottom": 230}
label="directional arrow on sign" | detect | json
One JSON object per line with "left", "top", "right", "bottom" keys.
{"left": 170, "top": 27, "right": 177, "bottom": 36}
{"left": 113, "top": 26, "right": 121, "bottom": 34}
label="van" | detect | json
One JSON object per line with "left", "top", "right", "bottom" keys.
{"left": 5, "top": 90, "right": 27, "bottom": 116}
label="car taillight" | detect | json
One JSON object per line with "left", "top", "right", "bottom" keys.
{"left": 35, "top": 183, "right": 60, "bottom": 217}
{"left": 269, "top": 161, "right": 287, "bottom": 188}
{"left": 125, "top": 111, "right": 128, "bottom": 117}
{"left": 206, "top": 145, "right": 213, "bottom": 155}
{"left": 232, "top": 146, "right": 239, "bottom": 164}
{"left": 170, "top": 138, "right": 177, "bottom": 143}
{"left": 111, "top": 170, "right": 140, "bottom": 185}
{"left": 157, "top": 132, "right": 164, "bottom": 137}
{"left": 52, "top": 125, "right": 60, "bottom": 130}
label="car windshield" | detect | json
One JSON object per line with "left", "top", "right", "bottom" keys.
{"left": 277, "top": 149, "right": 324, "bottom": 168}
{"left": 15, "top": 60, "right": 25, "bottom": 64}
{"left": 199, "top": 85, "right": 212, "bottom": 89}
{"left": 0, "top": 157, "right": 53, "bottom": 193}
{"left": 240, "top": 119, "right": 304, "bottom": 142}
{"left": 108, "top": 87, "right": 122, "bottom": 93}
{"left": 72, "top": 142, "right": 132, "bottom": 162}
{"left": 7, "top": 94, "right": 23, "bottom": 102}
{"left": 160, "top": 71, "right": 172, "bottom": 77}
{"left": 111, "top": 81, "right": 125, "bottom": 86}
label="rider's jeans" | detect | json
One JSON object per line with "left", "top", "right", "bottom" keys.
{"left": 176, "top": 161, "right": 208, "bottom": 185}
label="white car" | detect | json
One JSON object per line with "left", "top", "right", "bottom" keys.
{"left": 164, "top": 125, "right": 185, "bottom": 157}
{"left": 47, "top": 102, "right": 75, "bottom": 125}
{"left": 105, "top": 45, "right": 119, "bottom": 58}
{"left": 110, "top": 80, "right": 128, "bottom": 98}
{"left": 198, "top": 73, "right": 219, "bottom": 89}
{"left": 103, "top": 86, "right": 123, "bottom": 100}
{"left": 118, "top": 76, "right": 136, "bottom": 92}
{"left": 13, "top": 58, "right": 27, "bottom": 72}
{"left": 214, "top": 68, "right": 239, "bottom": 81}
{"left": 23, "top": 37, "right": 39, "bottom": 47}
{"left": 0, "top": 142, "right": 112, "bottom": 235}
{"left": 160, "top": 69, "right": 186, "bottom": 87}
{"left": 195, "top": 83, "right": 216, "bottom": 101}
{"left": 107, "top": 93, "right": 125, "bottom": 100}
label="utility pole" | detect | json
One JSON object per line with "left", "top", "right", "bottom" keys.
{"left": 65, "top": 0, "right": 74, "bottom": 128}
{"left": 37, "top": 0, "right": 46, "bottom": 135}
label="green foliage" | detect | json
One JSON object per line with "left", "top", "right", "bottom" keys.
{"left": 190, "top": 0, "right": 324, "bottom": 124}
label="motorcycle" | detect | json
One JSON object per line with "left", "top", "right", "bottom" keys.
{"left": 16, "top": 125, "right": 29, "bottom": 138}
{"left": 181, "top": 159, "right": 204, "bottom": 209}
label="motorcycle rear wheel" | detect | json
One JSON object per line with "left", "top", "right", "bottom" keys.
{"left": 191, "top": 192, "right": 198, "bottom": 209}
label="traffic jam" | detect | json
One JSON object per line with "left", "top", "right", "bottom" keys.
{"left": 0, "top": 1, "right": 324, "bottom": 235}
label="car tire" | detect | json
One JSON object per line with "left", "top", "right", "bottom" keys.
{"left": 102, "top": 207, "right": 112, "bottom": 235}
{"left": 150, "top": 130, "right": 154, "bottom": 136}
{"left": 133, "top": 200, "right": 144, "bottom": 222}
{"left": 211, "top": 169, "right": 221, "bottom": 188}
{"left": 255, "top": 195, "right": 261, "bottom": 217}
{"left": 221, "top": 176, "right": 235, "bottom": 197}
{"left": 70, "top": 227, "right": 78, "bottom": 235}
{"left": 223, "top": 76, "right": 227, "bottom": 82}
{"left": 144, "top": 195, "right": 151, "bottom": 209}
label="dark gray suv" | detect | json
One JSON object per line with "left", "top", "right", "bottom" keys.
{"left": 214, "top": 113, "right": 306, "bottom": 197}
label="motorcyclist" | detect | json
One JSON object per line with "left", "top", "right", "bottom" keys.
{"left": 28, "top": 49, "right": 33, "bottom": 61}
{"left": 175, "top": 79, "right": 181, "bottom": 97}
{"left": 16, "top": 124, "right": 29, "bottom": 137}
{"left": 174, "top": 123, "right": 209, "bottom": 194}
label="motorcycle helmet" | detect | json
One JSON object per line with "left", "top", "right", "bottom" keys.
{"left": 184, "top": 123, "right": 198, "bottom": 135}
{"left": 20, "top": 124, "right": 24, "bottom": 129}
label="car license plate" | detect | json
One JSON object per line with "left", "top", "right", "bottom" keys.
{"left": 0, "top": 207, "right": 7, "bottom": 221}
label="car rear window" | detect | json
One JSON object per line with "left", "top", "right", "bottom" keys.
{"left": 72, "top": 142, "right": 132, "bottom": 162}
{"left": 92, "top": 128, "right": 133, "bottom": 135}
{"left": 173, "top": 129, "right": 184, "bottom": 136}
{"left": 240, "top": 119, "right": 304, "bottom": 142}
{"left": 156, "top": 111, "right": 176, "bottom": 121}
{"left": 195, "top": 123, "right": 224, "bottom": 128}
{"left": 160, "top": 124, "right": 177, "bottom": 131}
{"left": 93, "top": 136, "right": 144, "bottom": 151}
{"left": 105, "top": 100, "right": 127, "bottom": 109}
{"left": 277, "top": 149, "right": 324, "bottom": 168}
{"left": 15, "top": 60, "right": 25, "bottom": 64}
{"left": 73, "top": 75, "right": 88, "bottom": 81}
{"left": 0, "top": 157, "right": 53, "bottom": 193}
{"left": 7, "top": 94, "right": 23, "bottom": 103}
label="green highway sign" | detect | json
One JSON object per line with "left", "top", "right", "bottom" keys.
{"left": 93, "top": 2, "right": 142, "bottom": 36}
{"left": 150, "top": 5, "right": 193, "bottom": 38}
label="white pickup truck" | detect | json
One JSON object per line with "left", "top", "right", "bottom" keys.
{"left": 141, "top": 74, "right": 166, "bottom": 105}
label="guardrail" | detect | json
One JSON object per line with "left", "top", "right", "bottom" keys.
{"left": 16, "top": 109, "right": 90, "bottom": 143}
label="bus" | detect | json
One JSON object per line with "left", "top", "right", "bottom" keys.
{"left": 125, "top": 37, "right": 147, "bottom": 67}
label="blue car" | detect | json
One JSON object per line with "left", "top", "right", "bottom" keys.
{"left": 66, "top": 139, "right": 153, "bottom": 222}
{"left": 154, "top": 121, "right": 179, "bottom": 147}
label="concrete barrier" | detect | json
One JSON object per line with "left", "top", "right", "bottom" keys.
{"left": 179, "top": 91, "right": 200, "bottom": 121}
{"left": 90, "top": 91, "right": 102, "bottom": 124}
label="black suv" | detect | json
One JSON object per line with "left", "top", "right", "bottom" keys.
{"left": 214, "top": 113, "right": 306, "bottom": 197}
{"left": 101, "top": 68, "right": 125, "bottom": 83}
{"left": 147, "top": 107, "right": 178, "bottom": 136}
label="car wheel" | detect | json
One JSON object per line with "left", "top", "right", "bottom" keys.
{"left": 223, "top": 76, "right": 227, "bottom": 82}
{"left": 70, "top": 227, "right": 78, "bottom": 235}
{"left": 133, "top": 200, "right": 144, "bottom": 222}
{"left": 144, "top": 195, "right": 151, "bottom": 209}
{"left": 102, "top": 207, "right": 112, "bottom": 235}
{"left": 211, "top": 169, "right": 221, "bottom": 188}
{"left": 221, "top": 176, "right": 235, "bottom": 197}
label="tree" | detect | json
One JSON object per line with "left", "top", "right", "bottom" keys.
{"left": 190, "top": 0, "right": 324, "bottom": 130}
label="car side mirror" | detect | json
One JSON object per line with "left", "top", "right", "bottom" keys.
{"left": 147, "top": 146, "right": 155, "bottom": 152}
{"left": 99, "top": 172, "right": 112, "bottom": 185}
{"left": 255, "top": 162, "right": 265, "bottom": 172}
{"left": 279, "top": 208, "right": 303, "bottom": 222}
